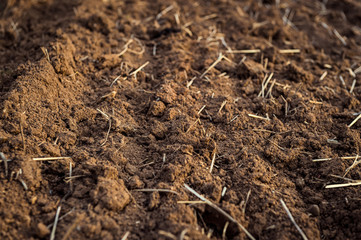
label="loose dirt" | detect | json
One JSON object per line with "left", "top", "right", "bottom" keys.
{"left": 1, "top": 0, "right": 361, "bottom": 239}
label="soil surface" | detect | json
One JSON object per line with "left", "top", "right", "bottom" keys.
{"left": 1, "top": 0, "right": 361, "bottom": 239}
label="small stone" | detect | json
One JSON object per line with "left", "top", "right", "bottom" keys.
{"left": 36, "top": 222, "right": 50, "bottom": 238}
{"left": 148, "top": 101, "right": 166, "bottom": 117}
{"left": 128, "top": 175, "right": 144, "bottom": 189}
{"left": 295, "top": 178, "right": 305, "bottom": 189}
{"left": 308, "top": 204, "right": 320, "bottom": 217}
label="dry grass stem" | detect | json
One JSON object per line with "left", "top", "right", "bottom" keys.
{"left": 153, "top": 43, "right": 157, "bottom": 56}
{"left": 227, "top": 49, "right": 260, "bottom": 54}
{"left": 187, "top": 76, "right": 197, "bottom": 88}
{"left": 265, "top": 78, "right": 276, "bottom": 98}
{"left": 239, "top": 56, "right": 247, "bottom": 65}
{"left": 258, "top": 72, "right": 274, "bottom": 97}
{"left": 96, "top": 108, "right": 110, "bottom": 119}
{"left": 279, "top": 49, "right": 300, "bottom": 54}
{"left": 202, "top": 13, "right": 218, "bottom": 21}
{"left": 348, "top": 113, "right": 361, "bottom": 128}
{"left": 48, "top": 208, "right": 74, "bottom": 228}
{"left": 222, "top": 222, "right": 229, "bottom": 240}
{"left": 0, "top": 152, "right": 8, "bottom": 177}
{"left": 343, "top": 155, "right": 361, "bottom": 177}
{"left": 350, "top": 79, "right": 356, "bottom": 94}
{"left": 329, "top": 174, "right": 357, "bottom": 182}
{"left": 32, "top": 157, "right": 71, "bottom": 161}
{"left": 198, "top": 105, "right": 206, "bottom": 115}
{"left": 18, "top": 177, "right": 28, "bottom": 190}
{"left": 133, "top": 189, "right": 179, "bottom": 195}
{"left": 186, "top": 118, "right": 200, "bottom": 133}
{"left": 179, "top": 228, "right": 189, "bottom": 240}
{"left": 50, "top": 206, "right": 62, "bottom": 240}
{"left": 333, "top": 29, "right": 347, "bottom": 46}
{"left": 61, "top": 214, "right": 84, "bottom": 240}
{"left": 19, "top": 120, "right": 26, "bottom": 152}
{"left": 248, "top": 113, "right": 270, "bottom": 121}
{"left": 325, "top": 181, "right": 361, "bottom": 189}
{"left": 339, "top": 75, "right": 346, "bottom": 88}
{"left": 41, "top": 47, "right": 50, "bottom": 62}
{"left": 354, "top": 66, "right": 361, "bottom": 75}
{"left": 184, "top": 184, "right": 256, "bottom": 240}
{"left": 101, "top": 90, "right": 117, "bottom": 99}
{"left": 209, "top": 152, "right": 216, "bottom": 173}
{"left": 280, "top": 199, "right": 308, "bottom": 240}
{"left": 101, "top": 118, "right": 112, "bottom": 146}
{"left": 264, "top": 57, "right": 268, "bottom": 70}
{"left": 229, "top": 115, "right": 239, "bottom": 123}
{"left": 156, "top": 5, "right": 174, "bottom": 20}
{"left": 177, "top": 200, "right": 206, "bottom": 204}
{"left": 217, "top": 100, "right": 227, "bottom": 114}
{"left": 347, "top": 68, "right": 356, "bottom": 78}
{"left": 159, "top": 230, "right": 177, "bottom": 240}
{"left": 110, "top": 75, "right": 124, "bottom": 87}
{"left": 312, "top": 156, "right": 359, "bottom": 162}
{"left": 319, "top": 71, "right": 327, "bottom": 81}
{"left": 121, "top": 231, "right": 130, "bottom": 240}
{"left": 309, "top": 100, "right": 323, "bottom": 105}
{"left": 200, "top": 53, "right": 224, "bottom": 79}
{"left": 129, "top": 61, "right": 149, "bottom": 78}
{"left": 242, "top": 190, "right": 251, "bottom": 215}
{"left": 118, "top": 39, "right": 133, "bottom": 56}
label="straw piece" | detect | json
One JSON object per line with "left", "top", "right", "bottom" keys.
{"left": 184, "top": 184, "right": 255, "bottom": 240}
{"left": 280, "top": 199, "right": 308, "bottom": 240}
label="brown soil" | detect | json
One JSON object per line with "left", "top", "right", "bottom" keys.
{"left": 1, "top": 0, "right": 361, "bottom": 239}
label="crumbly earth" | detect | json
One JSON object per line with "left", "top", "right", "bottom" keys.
{"left": 1, "top": 0, "right": 361, "bottom": 239}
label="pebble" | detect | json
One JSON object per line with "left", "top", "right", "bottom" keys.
{"left": 307, "top": 204, "right": 320, "bottom": 216}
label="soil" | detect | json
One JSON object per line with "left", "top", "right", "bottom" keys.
{"left": 1, "top": 0, "right": 361, "bottom": 239}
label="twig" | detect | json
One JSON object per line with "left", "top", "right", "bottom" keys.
{"left": 50, "top": 206, "right": 62, "bottom": 240}
{"left": 184, "top": 184, "right": 255, "bottom": 240}
{"left": 280, "top": 199, "right": 308, "bottom": 240}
